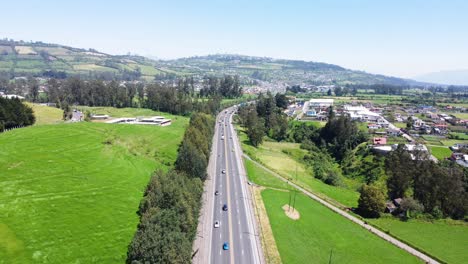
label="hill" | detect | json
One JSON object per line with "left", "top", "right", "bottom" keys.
{"left": 0, "top": 39, "right": 427, "bottom": 86}
{"left": 414, "top": 69, "right": 468, "bottom": 86}
{"left": 0, "top": 39, "right": 160, "bottom": 81}
{"left": 0, "top": 114, "right": 188, "bottom": 263}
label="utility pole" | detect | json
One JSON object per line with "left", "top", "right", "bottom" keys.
{"left": 328, "top": 248, "right": 333, "bottom": 264}
{"left": 292, "top": 165, "right": 298, "bottom": 211}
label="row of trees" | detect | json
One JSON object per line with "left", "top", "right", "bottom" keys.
{"left": 127, "top": 113, "right": 215, "bottom": 263}
{"left": 199, "top": 75, "right": 243, "bottom": 98}
{"left": 237, "top": 92, "right": 289, "bottom": 146}
{"left": 0, "top": 97, "right": 35, "bottom": 132}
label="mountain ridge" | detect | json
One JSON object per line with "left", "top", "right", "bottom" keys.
{"left": 0, "top": 38, "right": 434, "bottom": 86}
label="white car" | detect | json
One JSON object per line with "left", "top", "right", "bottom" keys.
{"left": 222, "top": 170, "right": 226, "bottom": 174}
{"left": 214, "top": 221, "right": 220, "bottom": 228}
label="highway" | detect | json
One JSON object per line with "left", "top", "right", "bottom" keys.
{"left": 192, "top": 106, "right": 263, "bottom": 264}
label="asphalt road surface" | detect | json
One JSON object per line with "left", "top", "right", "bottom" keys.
{"left": 208, "top": 108, "right": 263, "bottom": 264}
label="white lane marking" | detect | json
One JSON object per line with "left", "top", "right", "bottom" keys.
{"left": 220, "top": 233, "right": 222, "bottom": 239}
{"left": 238, "top": 220, "right": 240, "bottom": 225}
{"left": 219, "top": 250, "right": 222, "bottom": 256}
{"left": 242, "top": 250, "right": 244, "bottom": 256}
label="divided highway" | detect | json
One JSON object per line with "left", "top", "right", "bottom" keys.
{"left": 192, "top": 106, "right": 264, "bottom": 264}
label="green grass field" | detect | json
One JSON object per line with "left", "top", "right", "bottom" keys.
{"left": 26, "top": 103, "right": 63, "bottom": 125}
{"left": 0, "top": 118, "right": 188, "bottom": 263}
{"left": 428, "top": 146, "right": 452, "bottom": 160}
{"left": 239, "top": 129, "right": 359, "bottom": 207}
{"left": 369, "top": 217, "right": 468, "bottom": 264}
{"left": 78, "top": 106, "right": 182, "bottom": 119}
{"left": 244, "top": 158, "right": 289, "bottom": 190}
{"left": 262, "top": 189, "right": 421, "bottom": 264}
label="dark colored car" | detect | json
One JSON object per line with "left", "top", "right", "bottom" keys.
{"left": 222, "top": 204, "right": 228, "bottom": 211}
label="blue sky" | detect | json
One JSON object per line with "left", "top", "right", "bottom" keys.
{"left": 1, "top": 0, "right": 467, "bottom": 78}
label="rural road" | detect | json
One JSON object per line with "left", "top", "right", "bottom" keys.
{"left": 192, "top": 106, "right": 264, "bottom": 264}
{"left": 244, "top": 155, "right": 440, "bottom": 264}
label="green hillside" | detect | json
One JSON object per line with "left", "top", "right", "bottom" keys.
{"left": 0, "top": 40, "right": 159, "bottom": 80}
{"left": 0, "top": 117, "right": 188, "bottom": 263}
{"left": 0, "top": 39, "right": 424, "bottom": 85}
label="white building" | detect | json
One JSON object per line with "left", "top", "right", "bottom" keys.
{"left": 344, "top": 105, "right": 384, "bottom": 123}
{"left": 303, "top": 99, "right": 334, "bottom": 117}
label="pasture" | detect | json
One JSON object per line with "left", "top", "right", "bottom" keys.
{"left": 0, "top": 118, "right": 188, "bottom": 263}
{"left": 262, "top": 189, "right": 421, "bottom": 264}
{"left": 369, "top": 217, "right": 468, "bottom": 264}
{"left": 26, "top": 103, "right": 63, "bottom": 125}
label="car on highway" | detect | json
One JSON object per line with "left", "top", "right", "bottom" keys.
{"left": 222, "top": 204, "right": 228, "bottom": 211}
{"left": 215, "top": 190, "right": 219, "bottom": 196}
{"left": 221, "top": 135, "right": 224, "bottom": 140}
{"left": 223, "top": 242, "right": 229, "bottom": 250}
{"left": 221, "top": 169, "right": 225, "bottom": 174}
{"left": 214, "top": 221, "right": 220, "bottom": 228}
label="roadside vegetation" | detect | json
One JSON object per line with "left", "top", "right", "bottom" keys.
{"left": 237, "top": 91, "right": 468, "bottom": 263}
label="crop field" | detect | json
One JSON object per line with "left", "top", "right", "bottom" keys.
{"left": 73, "top": 64, "right": 118, "bottom": 72}
{"left": 261, "top": 189, "right": 421, "bottom": 264}
{"left": 369, "top": 217, "right": 468, "bottom": 264}
{"left": 428, "top": 146, "right": 452, "bottom": 160}
{"left": 15, "top": 60, "right": 47, "bottom": 69}
{"left": 0, "top": 117, "right": 188, "bottom": 263}
{"left": 452, "top": 112, "right": 468, "bottom": 119}
{"left": 33, "top": 47, "right": 74, "bottom": 56}
{"left": 15, "top": 46, "right": 37, "bottom": 55}
{"left": 238, "top": 129, "right": 360, "bottom": 207}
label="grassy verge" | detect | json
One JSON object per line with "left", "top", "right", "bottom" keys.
{"left": 239, "top": 128, "right": 359, "bottom": 208}
{"left": 262, "top": 189, "right": 421, "bottom": 264}
{"left": 0, "top": 118, "right": 188, "bottom": 263}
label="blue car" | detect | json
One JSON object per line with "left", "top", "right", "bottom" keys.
{"left": 223, "top": 242, "right": 229, "bottom": 250}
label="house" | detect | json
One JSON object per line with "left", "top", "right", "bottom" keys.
{"left": 91, "top": 114, "right": 110, "bottom": 120}
{"left": 385, "top": 198, "right": 403, "bottom": 214}
{"left": 373, "top": 137, "right": 387, "bottom": 145}
{"left": 450, "top": 152, "right": 465, "bottom": 161}
{"left": 106, "top": 116, "right": 171, "bottom": 126}
{"left": 304, "top": 99, "right": 334, "bottom": 117}
{"left": 450, "top": 143, "right": 468, "bottom": 151}
{"left": 1, "top": 94, "right": 25, "bottom": 99}
{"left": 387, "top": 128, "right": 401, "bottom": 137}
{"left": 368, "top": 123, "right": 381, "bottom": 130}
